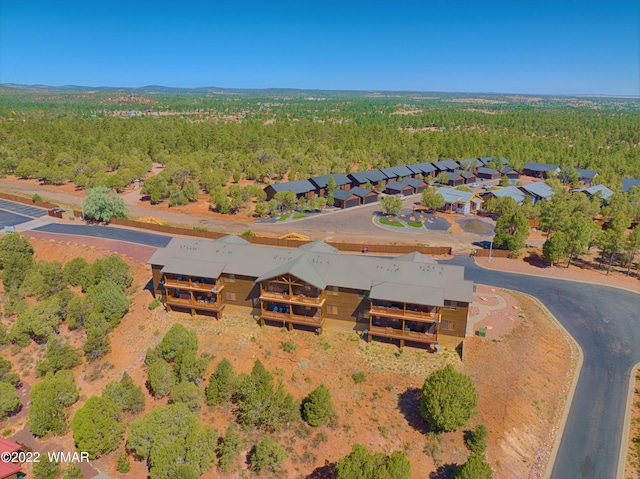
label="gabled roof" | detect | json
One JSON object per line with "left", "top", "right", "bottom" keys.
{"left": 523, "top": 162, "right": 560, "bottom": 173}
{"left": 370, "top": 281, "right": 445, "bottom": 307}
{"left": 574, "top": 168, "right": 598, "bottom": 180}
{"left": 298, "top": 241, "right": 339, "bottom": 254}
{"left": 216, "top": 235, "right": 251, "bottom": 245}
{"left": 0, "top": 461, "right": 23, "bottom": 478}
{"left": 444, "top": 171, "right": 463, "bottom": 182}
{"left": 622, "top": 178, "right": 640, "bottom": 193}
{"left": 150, "top": 237, "right": 475, "bottom": 303}
{"left": 0, "top": 439, "right": 21, "bottom": 454}
{"left": 477, "top": 167, "right": 499, "bottom": 176}
{"left": 308, "top": 173, "right": 350, "bottom": 189}
{"left": 389, "top": 165, "right": 413, "bottom": 177}
{"left": 348, "top": 172, "right": 369, "bottom": 184}
{"left": 483, "top": 186, "right": 526, "bottom": 204}
{"left": 161, "top": 258, "right": 226, "bottom": 279}
{"left": 432, "top": 159, "right": 459, "bottom": 171}
{"left": 379, "top": 167, "right": 399, "bottom": 179}
{"left": 350, "top": 186, "right": 377, "bottom": 198}
{"left": 579, "top": 184, "right": 614, "bottom": 200}
{"left": 520, "top": 182, "right": 555, "bottom": 199}
{"left": 436, "top": 187, "right": 479, "bottom": 205}
{"left": 479, "top": 156, "right": 497, "bottom": 165}
{"left": 332, "top": 189, "right": 359, "bottom": 201}
{"left": 460, "top": 170, "right": 476, "bottom": 179}
{"left": 406, "top": 162, "right": 436, "bottom": 174}
{"left": 255, "top": 255, "right": 327, "bottom": 290}
{"left": 266, "top": 179, "right": 316, "bottom": 194}
{"left": 395, "top": 251, "right": 436, "bottom": 264}
{"left": 385, "top": 181, "right": 412, "bottom": 192}
{"left": 500, "top": 166, "right": 519, "bottom": 174}
{"left": 363, "top": 170, "right": 388, "bottom": 182}
{"left": 499, "top": 157, "right": 509, "bottom": 166}
{"left": 402, "top": 177, "right": 427, "bottom": 188}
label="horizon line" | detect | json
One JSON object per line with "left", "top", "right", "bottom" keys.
{"left": 1, "top": 82, "right": 638, "bottom": 99}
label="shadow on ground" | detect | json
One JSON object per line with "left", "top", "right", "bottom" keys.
{"left": 397, "top": 388, "right": 430, "bottom": 435}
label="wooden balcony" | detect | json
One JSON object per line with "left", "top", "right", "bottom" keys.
{"left": 259, "top": 290, "right": 325, "bottom": 307}
{"left": 369, "top": 325, "right": 438, "bottom": 344}
{"left": 165, "top": 297, "right": 225, "bottom": 312}
{"left": 260, "top": 310, "right": 324, "bottom": 328}
{"left": 369, "top": 305, "right": 438, "bottom": 322}
{"left": 164, "top": 277, "right": 224, "bottom": 293}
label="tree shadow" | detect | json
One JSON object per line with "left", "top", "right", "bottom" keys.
{"left": 306, "top": 461, "right": 336, "bottom": 479}
{"left": 397, "top": 388, "right": 431, "bottom": 435}
{"left": 524, "top": 253, "right": 550, "bottom": 268}
{"left": 429, "top": 463, "right": 458, "bottom": 479}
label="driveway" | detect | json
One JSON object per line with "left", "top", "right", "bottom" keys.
{"left": 447, "top": 256, "right": 640, "bottom": 479}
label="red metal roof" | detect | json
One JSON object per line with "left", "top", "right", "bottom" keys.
{"left": 0, "top": 460, "right": 22, "bottom": 478}
{"left": 0, "top": 438, "right": 21, "bottom": 454}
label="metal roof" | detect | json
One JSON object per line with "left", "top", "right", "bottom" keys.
{"left": 308, "top": 173, "right": 351, "bottom": 188}
{"left": 390, "top": 165, "right": 413, "bottom": 177}
{"left": 432, "top": 159, "right": 460, "bottom": 171}
{"left": 408, "top": 162, "right": 437, "bottom": 174}
{"left": 460, "top": 170, "right": 475, "bottom": 179}
{"left": 385, "top": 181, "right": 412, "bottom": 192}
{"left": 266, "top": 179, "right": 316, "bottom": 194}
{"left": 161, "top": 258, "right": 226, "bottom": 279}
{"left": 348, "top": 172, "right": 369, "bottom": 184}
{"left": 484, "top": 186, "right": 526, "bottom": 204}
{"left": 500, "top": 166, "right": 519, "bottom": 174}
{"left": 402, "top": 178, "right": 427, "bottom": 188}
{"left": 149, "top": 236, "right": 474, "bottom": 304}
{"left": 379, "top": 167, "right": 399, "bottom": 179}
{"left": 622, "top": 178, "right": 640, "bottom": 193}
{"left": 394, "top": 251, "right": 437, "bottom": 263}
{"left": 332, "top": 189, "right": 358, "bottom": 201}
{"left": 370, "top": 281, "right": 445, "bottom": 307}
{"left": 350, "top": 186, "right": 377, "bottom": 198}
{"left": 583, "top": 184, "right": 613, "bottom": 200}
{"left": 523, "top": 162, "right": 560, "bottom": 172}
{"left": 363, "top": 170, "right": 388, "bottom": 182}
{"left": 520, "top": 182, "right": 555, "bottom": 199}
{"left": 574, "top": 168, "right": 598, "bottom": 179}
{"left": 298, "top": 241, "right": 339, "bottom": 254}
{"left": 477, "top": 167, "right": 499, "bottom": 176}
{"left": 216, "top": 235, "right": 251, "bottom": 245}
{"left": 255, "top": 255, "right": 328, "bottom": 290}
{"left": 436, "top": 187, "right": 479, "bottom": 205}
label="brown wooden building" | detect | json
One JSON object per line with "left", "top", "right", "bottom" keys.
{"left": 149, "top": 236, "right": 474, "bottom": 349}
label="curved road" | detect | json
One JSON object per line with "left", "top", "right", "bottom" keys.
{"left": 13, "top": 218, "right": 640, "bottom": 477}
{"left": 447, "top": 256, "right": 640, "bottom": 479}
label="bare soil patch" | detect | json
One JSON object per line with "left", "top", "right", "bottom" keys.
{"left": 625, "top": 370, "right": 640, "bottom": 478}
{"left": 0, "top": 238, "right": 575, "bottom": 479}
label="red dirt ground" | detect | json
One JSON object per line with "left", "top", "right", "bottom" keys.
{"left": 0, "top": 238, "right": 575, "bottom": 479}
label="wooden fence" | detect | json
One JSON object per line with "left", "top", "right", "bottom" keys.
{"left": 109, "top": 218, "right": 452, "bottom": 255}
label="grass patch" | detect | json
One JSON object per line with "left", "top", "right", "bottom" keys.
{"left": 293, "top": 212, "right": 308, "bottom": 219}
{"left": 278, "top": 213, "right": 291, "bottom": 221}
{"left": 407, "top": 221, "right": 423, "bottom": 228}
{"left": 379, "top": 217, "right": 404, "bottom": 227}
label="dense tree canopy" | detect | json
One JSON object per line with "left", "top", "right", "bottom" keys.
{"left": 71, "top": 396, "right": 125, "bottom": 458}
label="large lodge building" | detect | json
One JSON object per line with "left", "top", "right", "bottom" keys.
{"left": 148, "top": 236, "right": 474, "bottom": 349}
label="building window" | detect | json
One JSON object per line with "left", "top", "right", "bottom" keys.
{"left": 444, "top": 300, "right": 457, "bottom": 310}
{"left": 228, "top": 274, "right": 235, "bottom": 283}
{"left": 441, "top": 320, "right": 455, "bottom": 331}
{"left": 327, "top": 305, "right": 338, "bottom": 315}
{"left": 225, "top": 291, "right": 236, "bottom": 301}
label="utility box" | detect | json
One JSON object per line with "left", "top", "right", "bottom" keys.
{"left": 478, "top": 327, "right": 487, "bottom": 337}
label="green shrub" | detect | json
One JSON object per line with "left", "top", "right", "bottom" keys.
{"left": 35, "top": 337, "right": 83, "bottom": 377}
{"left": 420, "top": 364, "right": 477, "bottom": 432}
{"left": 0, "top": 382, "right": 20, "bottom": 420}
{"left": 352, "top": 371, "right": 366, "bottom": 384}
{"left": 147, "top": 359, "right": 176, "bottom": 398}
{"left": 217, "top": 425, "right": 245, "bottom": 472}
{"left": 29, "top": 370, "right": 79, "bottom": 437}
{"left": 454, "top": 453, "right": 493, "bottom": 479}
{"left": 336, "top": 444, "right": 410, "bottom": 479}
{"left": 205, "top": 358, "right": 236, "bottom": 406}
{"left": 249, "top": 436, "right": 287, "bottom": 473}
{"left": 467, "top": 424, "right": 488, "bottom": 453}
{"left": 116, "top": 452, "right": 131, "bottom": 473}
{"left": 102, "top": 372, "right": 145, "bottom": 414}
{"left": 302, "top": 384, "right": 333, "bottom": 427}
{"left": 0, "top": 355, "right": 20, "bottom": 386}
{"left": 170, "top": 380, "right": 205, "bottom": 412}
{"left": 62, "top": 463, "right": 83, "bottom": 479}
{"left": 70, "top": 396, "right": 125, "bottom": 458}
{"left": 148, "top": 298, "right": 161, "bottom": 310}
{"left": 31, "top": 194, "right": 43, "bottom": 203}
{"left": 282, "top": 340, "right": 297, "bottom": 353}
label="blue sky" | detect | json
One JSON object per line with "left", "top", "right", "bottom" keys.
{"left": 1, "top": 0, "right": 638, "bottom": 95}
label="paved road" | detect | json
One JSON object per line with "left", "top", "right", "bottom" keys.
{"left": 447, "top": 256, "right": 640, "bottom": 479}
{"left": 34, "top": 223, "right": 172, "bottom": 248}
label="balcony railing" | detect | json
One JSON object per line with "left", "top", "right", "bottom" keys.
{"left": 369, "top": 326, "right": 438, "bottom": 344}
{"left": 369, "top": 305, "right": 438, "bottom": 321}
{"left": 260, "top": 310, "right": 324, "bottom": 327}
{"left": 260, "top": 291, "right": 325, "bottom": 306}
{"left": 164, "top": 277, "right": 224, "bottom": 292}
{"left": 165, "top": 297, "right": 225, "bottom": 312}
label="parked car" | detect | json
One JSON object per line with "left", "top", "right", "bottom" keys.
{"left": 470, "top": 183, "right": 479, "bottom": 188}
{"left": 399, "top": 195, "right": 407, "bottom": 200}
